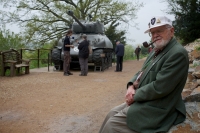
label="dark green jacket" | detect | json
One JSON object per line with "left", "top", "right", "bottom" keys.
{"left": 127, "top": 37, "right": 189, "bottom": 133}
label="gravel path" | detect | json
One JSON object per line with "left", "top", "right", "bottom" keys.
{"left": 0, "top": 60, "right": 144, "bottom": 133}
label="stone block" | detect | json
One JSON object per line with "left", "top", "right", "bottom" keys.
{"left": 169, "top": 102, "right": 200, "bottom": 133}
{"left": 183, "top": 82, "right": 198, "bottom": 90}
{"left": 182, "top": 89, "right": 192, "bottom": 99}
{"left": 187, "top": 73, "right": 195, "bottom": 82}
{"left": 193, "top": 71, "right": 200, "bottom": 78}
{"left": 196, "top": 79, "right": 200, "bottom": 85}
{"left": 191, "top": 50, "right": 200, "bottom": 59}
{"left": 191, "top": 86, "right": 200, "bottom": 95}
{"left": 195, "top": 66, "right": 200, "bottom": 72}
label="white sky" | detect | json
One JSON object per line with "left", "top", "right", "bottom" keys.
{"left": 1, "top": 0, "right": 174, "bottom": 47}
{"left": 126, "top": 0, "right": 175, "bottom": 46}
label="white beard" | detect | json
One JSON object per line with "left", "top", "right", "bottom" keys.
{"left": 153, "top": 38, "right": 171, "bottom": 49}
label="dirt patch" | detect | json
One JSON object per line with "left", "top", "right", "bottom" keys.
{"left": 0, "top": 60, "right": 144, "bottom": 133}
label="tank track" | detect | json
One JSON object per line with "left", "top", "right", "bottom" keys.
{"left": 93, "top": 49, "right": 103, "bottom": 66}
{"left": 93, "top": 49, "right": 113, "bottom": 71}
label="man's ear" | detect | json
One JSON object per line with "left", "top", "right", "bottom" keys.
{"left": 170, "top": 27, "right": 175, "bottom": 35}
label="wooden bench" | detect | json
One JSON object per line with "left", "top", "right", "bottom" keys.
{"left": 1, "top": 49, "right": 30, "bottom": 76}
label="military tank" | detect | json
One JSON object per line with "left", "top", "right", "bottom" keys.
{"left": 51, "top": 10, "right": 113, "bottom": 71}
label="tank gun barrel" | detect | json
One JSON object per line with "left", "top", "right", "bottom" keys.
{"left": 67, "top": 10, "right": 86, "bottom": 30}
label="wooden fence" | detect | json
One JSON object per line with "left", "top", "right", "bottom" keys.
{"left": 0, "top": 48, "right": 53, "bottom": 74}
{"left": 18, "top": 48, "right": 52, "bottom": 68}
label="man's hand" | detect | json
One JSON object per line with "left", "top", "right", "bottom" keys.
{"left": 133, "top": 80, "right": 139, "bottom": 89}
{"left": 125, "top": 85, "right": 136, "bottom": 106}
{"left": 71, "top": 45, "right": 74, "bottom": 48}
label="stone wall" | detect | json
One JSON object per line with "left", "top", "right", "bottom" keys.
{"left": 169, "top": 39, "right": 200, "bottom": 132}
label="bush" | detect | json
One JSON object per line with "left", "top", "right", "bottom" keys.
{"left": 124, "top": 45, "right": 135, "bottom": 60}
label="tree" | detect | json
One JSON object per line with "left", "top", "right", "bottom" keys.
{"left": 141, "top": 45, "right": 148, "bottom": 55}
{"left": 124, "top": 44, "right": 134, "bottom": 60}
{"left": 164, "top": 0, "right": 200, "bottom": 44}
{"left": 105, "top": 22, "right": 126, "bottom": 49}
{"left": 0, "top": 26, "right": 24, "bottom": 51}
{"left": 0, "top": 0, "right": 143, "bottom": 45}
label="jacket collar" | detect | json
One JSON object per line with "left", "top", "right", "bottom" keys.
{"left": 138, "top": 37, "right": 177, "bottom": 87}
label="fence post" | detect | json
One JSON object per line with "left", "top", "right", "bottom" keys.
{"left": 50, "top": 49, "right": 52, "bottom": 66}
{"left": 48, "top": 53, "right": 49, "bottom": 72}
{"left": 20, "top": 48, "right": 23, "bottom": 60}
{"left": 38, "top": 49, "right": 40, "bottom": 68}
{"left": 0, "top": 51, "right": 2, "bottom": 76}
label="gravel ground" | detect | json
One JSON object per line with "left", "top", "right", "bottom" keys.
{"left": 0, "top": 60, "right": 144, "bottom": 133}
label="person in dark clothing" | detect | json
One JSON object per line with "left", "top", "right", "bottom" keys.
{"left": 115, "top": 40, "right": 124, "bottom": 72}
{"left": 78, "top": 34, "right": 90, "bottom": 76}
{"left": 63, "top": 29, "right": 74, "bottom": 76}
{"left": 135, "top": 46, "right": 141, "bottom": 61}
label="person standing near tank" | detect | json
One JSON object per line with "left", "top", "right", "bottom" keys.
{"left": 78, "top": 34, "right": 90, "bottom": 76}
{"left": 135, "top": 45, "right": 141, "bottom": 61}
{"left": 115, "top": 40, "right": 124, "bottom": 72}
{"left": 63, "top": 29, "right": 74, "bottom": 76}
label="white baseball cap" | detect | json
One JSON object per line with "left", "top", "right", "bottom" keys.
{"left": 144, "top": 16, "right": 172, "bottom": 33}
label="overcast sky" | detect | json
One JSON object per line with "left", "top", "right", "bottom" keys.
{"left": 126, "top": 0, "right": 175, "bottom": 46}
{"left": 1, "top": 0, "right": 174, "bottom": 47}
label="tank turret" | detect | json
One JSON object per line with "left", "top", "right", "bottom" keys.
{"left": 67, "top": 11, "right": 104, "bottom": 34}
{"left": 51, "top": 10, "right": 114, "bottom": 71}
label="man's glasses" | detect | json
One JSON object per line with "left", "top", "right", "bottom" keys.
{"left": 149, "top": 27, "right": 171, "bottom": 37}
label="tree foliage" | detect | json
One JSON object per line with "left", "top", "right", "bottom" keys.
{"left": 124, "top": 44, "right": 134, "bottom": 60}
{"left": 141, "top": 46, "right": 148, "bottom": 55}
{"left": 0, "top": 27, "right": 24, "bottom": 51}
{"left": 165, "top": 0, "right": 200, "bottom": 44}
{"left": 0, "top": 0, "right": 143, "bottom": 45}
{"left": 105, "top": 22, "right": 126, "bottom": 49}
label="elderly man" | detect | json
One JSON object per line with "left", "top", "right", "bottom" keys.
{"left": 78, "top": 34, "right": 90, "bottom": 76}
{"left": 99, "top": 16, "right": 189, "bottom": 133}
